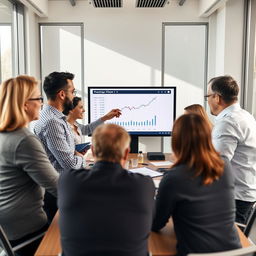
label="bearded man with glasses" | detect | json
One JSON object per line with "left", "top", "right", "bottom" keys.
{"left": 33, "top": 72, "right": 120, "bottom": 220}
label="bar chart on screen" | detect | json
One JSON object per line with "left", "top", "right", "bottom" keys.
{"left": 113, "top": 115, "right": 157, "bottom": 127}
{"left": 88, "top": 87, "right": 176, "bottom": 135}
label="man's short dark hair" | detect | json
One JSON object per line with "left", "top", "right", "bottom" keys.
{"left": 43, "top": 72, "right": 74, "bottom": 100}
{"left": 209, "top": 75, "right": 239, "bottom": 104}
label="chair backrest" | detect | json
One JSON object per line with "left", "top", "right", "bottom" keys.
{"left": 245, "top": 204, "right": 256, "bottom": 244}
{"left": 0, "top": 226, "right": 15, "bottom": 256}
{"left": 187, "top": 245, "right": 256, "bottom": 256}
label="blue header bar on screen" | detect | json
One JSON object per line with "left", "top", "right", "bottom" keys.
{"left": 92, "top": 90, "right": 172, "bottom": 94}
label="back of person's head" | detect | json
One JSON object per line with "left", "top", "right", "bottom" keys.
{"left": 63, "top": 96, "right": 81, "bottom": 115}
{"left": 172, "top": 114, "right": 224, "bottom": 185}
{"left": 184, "top": 104, "right": 205, "bottom": 115}
{"left": 92, "top": 123, "right": 131, "bottom": 163}
{"left": 43, "top": 71, "right": 74, "bottom": 100}
{"left": 184, "top": 104, "right": 212, "bottom": 129}
{"left": 209, "top": 75, "right": 239, "bottom": 104}
{"left": 72, "top": 96, "right": 81, "bottom": 108}
{"left": 0, "top": 75, "right": 38, "bottom": 132}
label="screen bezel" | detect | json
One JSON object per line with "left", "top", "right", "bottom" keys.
{"left": 88, "top": 86, "right": 176, "bottom": 137}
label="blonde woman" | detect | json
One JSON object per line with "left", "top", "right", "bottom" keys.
{"left": 184, "top": 104, "right": 213, "bottom": 129}
{"left": 0, "top": 76, "right": 59, "bottom": 256}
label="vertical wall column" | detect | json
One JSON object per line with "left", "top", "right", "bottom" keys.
{"left": 214, "top": 0, "right": 244, "bottom": 87}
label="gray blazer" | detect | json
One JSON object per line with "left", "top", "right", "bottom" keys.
{"left": 0, "top": 127, "right": 59, "bottom": 240}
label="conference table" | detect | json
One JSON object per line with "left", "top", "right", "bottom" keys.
{"left": 35, "top": 213, "right": 251, "bottom": 256}
{"left": 35, "top": 154, "right": 252, "bottom": 256}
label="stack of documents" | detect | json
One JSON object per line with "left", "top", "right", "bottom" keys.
{"left": 129, "top": 167, "right": 163, "bottom": 178}
{"left": 150, "top": 161, "right": 172, "bottom": 167}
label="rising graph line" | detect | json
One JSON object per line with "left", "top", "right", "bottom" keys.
{"left": 120, "top": 97, "right": 157, "bottom": 111}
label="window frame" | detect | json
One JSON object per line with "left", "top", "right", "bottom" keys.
{"left": 0, "top": 0, "right": 25, "bottom": 83}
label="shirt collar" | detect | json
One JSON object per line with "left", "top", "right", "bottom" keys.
{"left": 74, "top": 121, "right": 79, "bottom": 128}
{"left": 45, "top": 104, "right": 66, "bottom": 120}
{"left": 216, "top": 103, "right": 241, "bottom": 121}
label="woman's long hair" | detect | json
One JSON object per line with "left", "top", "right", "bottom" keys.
{"left": 184, "top": 104, "right": 213, "bottom": 130}
{"left": 0, "top": 75, "right": 37, "bottom": 132}
{"left": 172, "top": 114, "right": 224, "bottom": 185}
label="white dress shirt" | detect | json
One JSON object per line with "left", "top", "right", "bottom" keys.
{"left": 212, "top": 103, "right": 256, "bottom": 202}
{"left": 68, "top": 122, "right": 83, "bottom": 144}
{"left": 68, "top": 119, "right": 104, "bottom": 145}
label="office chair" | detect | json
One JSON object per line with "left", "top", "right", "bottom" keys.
{"left": 0, "top": 226, "right": 15, "bottom": 256}
{"left": 187, "top": 245, "right": 256, "bottom": 256}
{"left": 236, "top": 203, "right": 256, "bottom": 244}
{"left": 244, "top": 205, "right": 256, "bottom": 244}
{"left": 0, "top": 225, "right": 45, "bottom": 256}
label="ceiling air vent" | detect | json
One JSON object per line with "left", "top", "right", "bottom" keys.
{"left": 91, "top": 0, "right": 122, "bottom": 8}
{"left": 136, "top": 0, "right": 168, "bottom": 8}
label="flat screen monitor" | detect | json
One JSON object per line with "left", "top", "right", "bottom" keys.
{"left": 88, "top": 87, "right": 176, "bottom": 136}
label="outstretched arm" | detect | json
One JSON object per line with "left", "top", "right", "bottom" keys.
{"left": 101, "top": 109, "right": 122, "bottom": 121}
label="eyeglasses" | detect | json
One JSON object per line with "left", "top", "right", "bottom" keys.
{"left": 58, "top": 89, "right": 77, "bottom": 96}
{"left": 28, "top": 97, "right": 44, "bottom": 103}
{"left": 204, "top": 93, "right": 222, "bottom": 101}
{"left": 204, "top": 93, "right": 216, "bottom": 101}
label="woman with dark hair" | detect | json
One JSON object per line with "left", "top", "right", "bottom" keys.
{"left": 65, "top": 97, "right": 121, "bottom": 145}
{"left": 184, "top": 104, "right": 213, "bottom": 129}
{"left": 152, "top": 114, "right": 241, "bottom": 256}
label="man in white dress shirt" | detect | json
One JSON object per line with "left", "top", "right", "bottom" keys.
{"left": 206, "top": 75, "right": 256, "bottom": 224}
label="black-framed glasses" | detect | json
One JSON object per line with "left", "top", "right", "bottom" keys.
{"left": 58, "top": 89, "right": 77, "bottom": 96}
{"left": 204, "top": 93, "right": 215, "bottom": 101}
{"left": 28, "top": 97, "right": 44, "bottom": 103}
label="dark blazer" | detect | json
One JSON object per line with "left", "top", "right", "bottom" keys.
{"left": 58, "top": 161, "right": 155, "bottom": 256}
{"left": 152, "top": 158, "right": 241, "bottom": 256}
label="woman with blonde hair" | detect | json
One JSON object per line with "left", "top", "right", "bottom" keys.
{"left": 184, "top": 103, "right": 213, "bottom": 129}
{"left": 152, "top": 114, "right": 241, "bottom": 256}
{"left": 0, "top": 75, "right": 59, "bottom": 256}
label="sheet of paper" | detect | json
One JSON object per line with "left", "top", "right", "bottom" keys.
{"left": 129, "top": 167, "right": 163, "bottom": 178}
{"left": 150, "top": 161, "right": 173, "bottom": 167}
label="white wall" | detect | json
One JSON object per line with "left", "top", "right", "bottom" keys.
{"left": 209, "top": 0, "right": 244, "bottom": 93}
{"left": 36, "top": 0, "right": 207, "bottom": 152}
{"left": 19, "top": 0, "right": 48, "bottom": 17}
{"left": 23, "top": 0, "right": 245, "bottom": 152}
{"left": 223, "top": 0, "right": 244, "bottom": 86}
{"left": 40, "top": 0, "right": 207, "bottom": 86}
{"left": 24, "top": 7, "right": 40, "bottom": 79}
{"left": 0, "top": 0, "right": 12, "bottom": 22}
{"left": 215, "top": 6, "right": 226, "bottom": 76}
{"left": 204, "top": 0, "right": 244, "bottom": 121}
{"left": 198, "top": 0, "right": 228, "bottom": 17}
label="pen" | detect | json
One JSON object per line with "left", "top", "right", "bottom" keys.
{"left": 141, "top": 163, "right": 148, "bottom": 166}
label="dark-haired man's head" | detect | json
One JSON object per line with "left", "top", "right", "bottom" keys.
{"left": 207, "top": 75, "right": 239, "bottom": 116}
{"left": 43, "top": 72, "right": 76, "bottom": 113}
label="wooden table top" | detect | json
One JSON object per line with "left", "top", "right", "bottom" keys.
{"left": 35, "top": 211, "right": 251, "bottom": 256}
{"left": 35, "top": 155, "right": 252, "bottom": 255}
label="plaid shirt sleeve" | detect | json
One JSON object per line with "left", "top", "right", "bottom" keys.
{"left": 44, "top": 118, "right": 85, "bottom": 170}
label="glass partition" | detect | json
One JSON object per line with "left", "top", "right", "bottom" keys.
{"left": 0, "top": 0, "right": 13, "bottom": 82}
{"left": 0, "top": 0, "right": 25, "bottom": 83}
